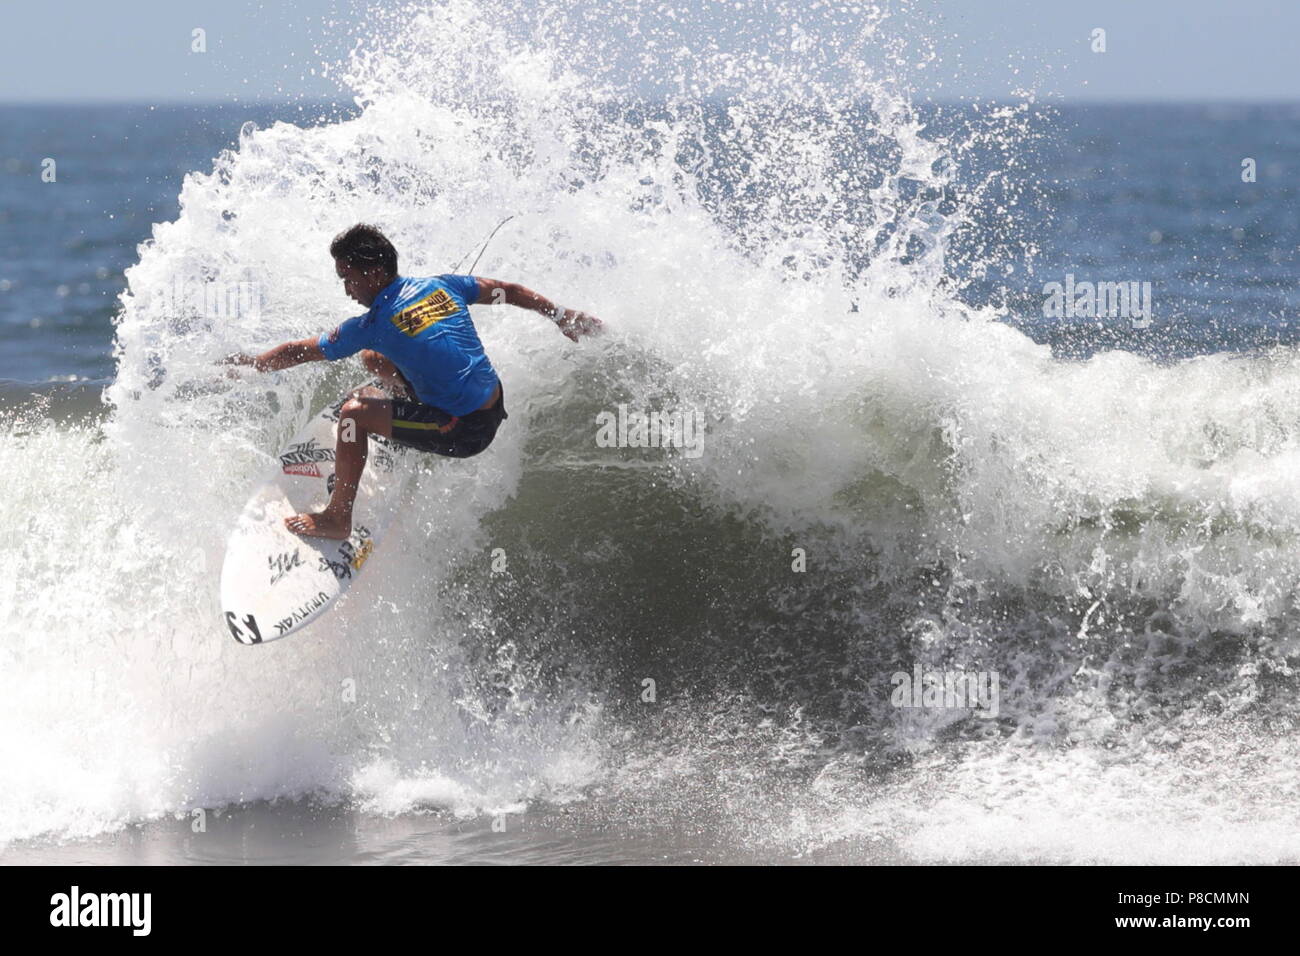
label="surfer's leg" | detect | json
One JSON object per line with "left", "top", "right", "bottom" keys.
{"left": 360, "top": 349, "right": 415, "bottom": 399}
{"left": 285, "top": 395, "right": 394, "bottom": 540}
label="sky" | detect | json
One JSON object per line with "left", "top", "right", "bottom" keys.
{"left": 0, "top": 0, "right": 1298, "bottom": 103}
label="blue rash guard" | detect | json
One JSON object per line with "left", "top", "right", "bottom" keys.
{"left": 318, "top": 274, "right": 499, "bottom": 416}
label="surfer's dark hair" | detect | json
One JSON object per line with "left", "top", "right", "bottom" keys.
{"left": 330, "top": 224, "right": 398, "bottom": 277}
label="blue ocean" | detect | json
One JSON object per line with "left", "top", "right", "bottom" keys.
{"left": 4, "top": 4, "right": 1300, "bottom": 864}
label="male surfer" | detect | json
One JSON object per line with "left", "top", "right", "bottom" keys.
{"left": 224, "top": 223, "right": 602, "bottom": 539}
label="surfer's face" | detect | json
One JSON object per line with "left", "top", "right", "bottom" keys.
{"left": 335, "top": 258, "right": 389, "bottom": 307}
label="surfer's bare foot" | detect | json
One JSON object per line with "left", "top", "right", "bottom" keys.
{"left": 285, "top": 511, "right": 351, "bottom": 540}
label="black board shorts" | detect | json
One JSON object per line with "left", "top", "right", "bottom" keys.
{"left": 388, "top": 382, "right": 507, "bottom": 458}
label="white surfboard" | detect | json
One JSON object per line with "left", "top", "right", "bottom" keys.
{"left": 220, "top": 384, "right": 414, "bottom": 644}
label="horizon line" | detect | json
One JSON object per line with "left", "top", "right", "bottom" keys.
{"left": 4, "top": 95, "right": 1300, "bottom": 107}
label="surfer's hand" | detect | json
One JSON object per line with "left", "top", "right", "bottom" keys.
{"left": 219, "top": 353, "right": 257, "bottom": 377}
{"left": 557, "top": 310, "right": 604, "bottom": 342}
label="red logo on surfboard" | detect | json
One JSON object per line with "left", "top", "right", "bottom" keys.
{"left": 279, "top": 439, "right": 334, "bottom": 477}
{"left": 283, "top": 462, "right": 322, "bottom": 478}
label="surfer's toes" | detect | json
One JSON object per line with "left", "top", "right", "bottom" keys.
{"left": 284, "top": 512, "right": 351, "bottom": 540}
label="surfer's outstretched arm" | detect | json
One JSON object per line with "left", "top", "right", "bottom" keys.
{"left": 222, "top": 338, "right": 325, "bottom": 372}
{"left": 472, "top": 278, "right": 604, "bottom": 342}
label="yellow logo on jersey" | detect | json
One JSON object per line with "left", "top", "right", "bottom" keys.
{"left": 390, "top": 288, "right": 460, "bottom": 336}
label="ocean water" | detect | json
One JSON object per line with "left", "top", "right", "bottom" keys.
{"left": 4, "top": 0, "right": 1300, "bottom": 865}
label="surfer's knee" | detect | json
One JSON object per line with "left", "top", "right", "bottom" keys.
{"left": 339, "top": 396, "right": 389, "bottom": 433}
{"left": 340, "top": 397, "right": 368, "bottom": 425}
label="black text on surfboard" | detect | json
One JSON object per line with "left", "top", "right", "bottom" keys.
{"left": 225, "top": 611, "right": 263, "bottom": 644}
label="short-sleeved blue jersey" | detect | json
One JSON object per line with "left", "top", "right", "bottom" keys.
{"left": 318, "top": 274, "right": 498, "bottom": 416}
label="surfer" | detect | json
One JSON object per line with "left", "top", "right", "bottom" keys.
{"left": 223, "top": 223, "right": 603, "bottom": 539}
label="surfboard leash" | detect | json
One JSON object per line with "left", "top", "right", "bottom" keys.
{"left": 452, "top": 214, "right": 516, "bottom": 275}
